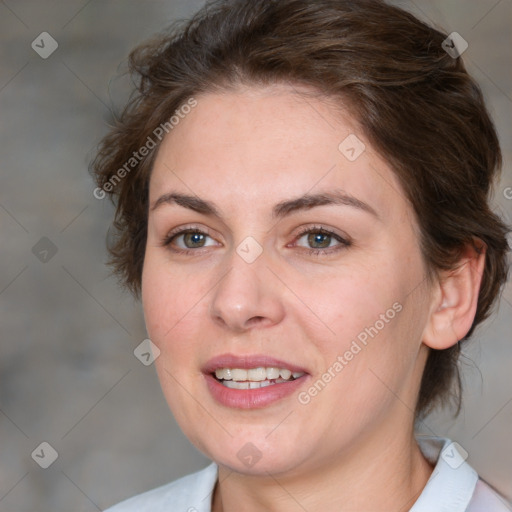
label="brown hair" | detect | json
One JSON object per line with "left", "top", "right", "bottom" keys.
{"left": 91, "top": 0, "right": 510, "bottom": 418}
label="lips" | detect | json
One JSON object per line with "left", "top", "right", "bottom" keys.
{"left": 202, "top": 354, "right": 310, "bottom": 409}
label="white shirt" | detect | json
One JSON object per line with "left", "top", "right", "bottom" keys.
{"left": 104, "top": 436, "right": 511, "bottom": 511}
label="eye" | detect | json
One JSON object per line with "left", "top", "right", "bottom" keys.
{"left": 162, "top": 226, "right": 218, "bottom": 254}
{"left": 161, "top": 224, "right": 351, "bottom": 257}
{"left": 293, "top": 226, "right": 351, "bottom": 256}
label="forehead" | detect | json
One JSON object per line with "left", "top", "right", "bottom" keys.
{"left": 149, "top": 85, "right": 409, "bottom": 222}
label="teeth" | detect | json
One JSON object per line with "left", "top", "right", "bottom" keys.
{"left": 214, "top": 366, "right": 306, "bottom": 384}
{"left": 230, "top": 369, "right": 247, "bottom": 381}
{"left": 223, "top": 380, "right": 250, "bottom": 390}
{"left": 247, "top": 368, "right": 267, "bottom": 381}
{"left": 280, "top": 369, "right": 292, "bottom": 380}
{"left": 266, "top": 367, "right": 280, "bottom": 379}
{"left": 215, "top": 368, "right": 232, "bottom": 380}
{"left": 223, "top": 379, "right": 289, "bottom": 389}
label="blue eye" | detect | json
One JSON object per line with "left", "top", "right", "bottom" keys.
{"left": 178, "top": 231, "right": 208, "bottom": 248}
{"left": 163, "top": 228, "right": 216, "bottom": 252}
{"left": 162, "top": 224, "right": 351, "bottom": 257}
{"left": 294, "top": 226, "right": 351, "bottom": 256}
{"left": 301, "top": 232, "right": 335, "bottom": 249}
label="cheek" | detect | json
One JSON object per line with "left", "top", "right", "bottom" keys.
{"left": 301, "top": 264, "right": 398, "bottom": 343}
{"left": 304, "top": 258, "right": 425, "bottom": 385}
{"left": 141, "top": 254, "right": 192, "bottom": 345}
{"left": 141, "top": 257, "right": 204, "bottom": 412}
{"left": 141, "top": 262, "right": 167, "bottom": 340}
{"left": 141, "top": 252, "right": 215, "bottom": 382}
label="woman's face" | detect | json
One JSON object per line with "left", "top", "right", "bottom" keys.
{"left": 142, "top": 84, "right": 433, "bottom": 476}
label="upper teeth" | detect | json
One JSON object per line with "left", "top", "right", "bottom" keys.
{"left": 215, "top": 367, "right": 304, "bottom": 382}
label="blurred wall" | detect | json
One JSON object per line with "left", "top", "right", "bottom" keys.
{"left": 0, "top": 1, "right": 510, "bottom": 510}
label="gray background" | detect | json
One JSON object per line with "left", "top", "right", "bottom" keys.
{"left": 0, "top": 1, "right": 510, "bottom": 511}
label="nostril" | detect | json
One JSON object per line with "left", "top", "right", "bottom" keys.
{"left": 247, "top": 316, "right": 265, "bottom": 325}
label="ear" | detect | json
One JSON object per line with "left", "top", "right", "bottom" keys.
{"left": 422, "top": 240, "right": 486, "bottom": 350}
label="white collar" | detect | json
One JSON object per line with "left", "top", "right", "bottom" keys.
{"left": 410, "top": 436, "right": 478, "bottom": 511}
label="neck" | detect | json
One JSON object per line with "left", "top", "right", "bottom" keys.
{"left": 212, "top": 423, "right": 434, "bottom": 512}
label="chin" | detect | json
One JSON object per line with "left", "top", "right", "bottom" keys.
{"left": 195, "top": 433, "right": 311, "bottom": 477}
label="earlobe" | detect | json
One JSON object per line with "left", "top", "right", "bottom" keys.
{"left": 422, "top": 240, "right": 486, "bottom": 350}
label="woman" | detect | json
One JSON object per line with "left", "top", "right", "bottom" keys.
{"left": 92, "top": 0, "right": 511, "bottom": 510}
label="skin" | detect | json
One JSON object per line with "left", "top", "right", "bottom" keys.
{"left": 141, "top": 83, "right": 485, "bottom": 511}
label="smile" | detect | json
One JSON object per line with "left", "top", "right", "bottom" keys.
{"left": 203, "top": 354, "right": 310, "bottom": 408}
{"left": 214, "top": 367, "right": 306, "bottom": 389}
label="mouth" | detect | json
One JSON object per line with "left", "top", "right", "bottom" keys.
{"left": 213, "top": 367, "right": 306, "bottom": 389}
{"left": 202, "top": 354, "right": 309, "bottom": 409}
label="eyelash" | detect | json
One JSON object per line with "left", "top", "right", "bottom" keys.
{"left": 161, "top": 224, "right": 351, "bottom": 257}
{"left": 293, "top": 225, "right": 351, "bottom": 256}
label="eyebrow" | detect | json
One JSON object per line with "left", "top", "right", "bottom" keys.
{"left": 150, "top": 189, "right": 378, "bottom": 220}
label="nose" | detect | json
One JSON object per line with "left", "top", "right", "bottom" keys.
{"left": 209, "top": 247, "right": 285, "bottom": 333}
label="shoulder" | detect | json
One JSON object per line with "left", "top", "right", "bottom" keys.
{"left": 466, "top": 479, "right": 512, "bottom": 512}
{"left": 103, "top": 462, "right": 218, "bottom": 512}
